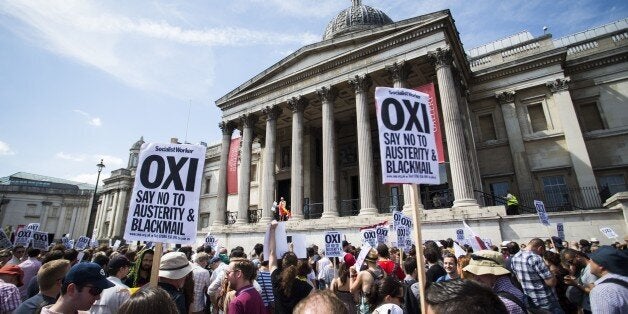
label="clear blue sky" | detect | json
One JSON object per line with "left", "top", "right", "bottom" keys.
{"left": 1, "top": 0, "right": 626, "bottom": 185}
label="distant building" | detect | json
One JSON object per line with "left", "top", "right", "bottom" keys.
{"left": 0, "top": 172, "right": 94, "bottom": 240}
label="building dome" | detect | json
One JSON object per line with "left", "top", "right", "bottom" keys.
{"left": 323, "top": 0, "right": 393, "bottom": 40}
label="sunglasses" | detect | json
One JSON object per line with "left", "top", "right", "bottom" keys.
{"left": 82, "top": 285, "right": 104, "bottom": 296}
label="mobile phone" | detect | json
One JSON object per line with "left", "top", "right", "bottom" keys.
{"left": 287, "top": 236, "right": 293, "bottom": 243}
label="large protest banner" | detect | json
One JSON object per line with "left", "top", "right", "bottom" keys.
{"left": 375, "top": 87, "right": 440, "bottom": 184}
{"left": 415, "top": 83, "right": 444, "bottom": 163}
{"left": 124, "top": 143, "right": 206, "bottom": 245}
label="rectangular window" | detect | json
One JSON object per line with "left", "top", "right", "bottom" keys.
{"left": 528, "top": 103, "right": 548, "bottom": 133}
{"left": 599, "top": 175, "right": 626, "bottom": 195}
{"left": 579, "top": 102, "right": 604, "bottom": 132}
{"left": 51, "top": 207, "right": 60, "bottom": 217}
{"left": 25, "top": 204, "right": 41, "bottom": 217}
{"left": 478, "top": 114, "right": 497, "bottom": 141}
{"left": 281, "top": 146, "right": 291, "bottom": 168}
{"left": 250, "top": 164, "right": 257, "bottom": 182}
{"left": 542, "top": 175, "right": 568, "bottom": 208}
{"left": 489, "top": 181, "right": 510, "bottom": 205}
{"left": 204, "top": 178, "right": 211, "bottom": 194}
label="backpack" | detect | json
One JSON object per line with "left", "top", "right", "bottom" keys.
{"left": 599, "top": 277, "right": 628, "bottom": 289}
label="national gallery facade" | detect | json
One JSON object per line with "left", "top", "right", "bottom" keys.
{"left": 93, "top": 3, "right": 627, "bottom": 246}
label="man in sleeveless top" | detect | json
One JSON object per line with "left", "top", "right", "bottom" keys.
{"left": 349, "top": 249, "right": 385, "bottom": 296}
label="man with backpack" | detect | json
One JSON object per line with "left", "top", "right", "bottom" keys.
{"left": 588, "top": 246, "right": 628, "bottom": 313}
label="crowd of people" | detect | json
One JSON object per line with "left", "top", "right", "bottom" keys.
{"left": 0, "top": 223, "right": 626, "bottom": 314}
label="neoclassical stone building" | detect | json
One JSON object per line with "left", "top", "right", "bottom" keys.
{"left": 91, "top": 3, "right": 627, "bottom": 248}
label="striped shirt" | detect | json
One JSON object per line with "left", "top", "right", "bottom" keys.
{"left": 590, "top": 273, "right": 628, "bottom": 314}
{"left": 0, "top": 279, "right": 21, "bottom": 313}
{"left": 257, "top": 270, "right": 274, "bottom": 306}
{"left": 510, "top": 250, "right": 560, "bottom": 310}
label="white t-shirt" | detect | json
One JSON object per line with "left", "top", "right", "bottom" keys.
{"left": 373, "top": 303, "right": 404, "bottom": 314}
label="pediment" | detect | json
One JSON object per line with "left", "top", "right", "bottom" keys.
{"left": 216, "top": 10, "right": 451, "bottom": 108}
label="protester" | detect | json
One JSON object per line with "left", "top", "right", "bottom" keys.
{"left": 457, "top": 255, "right": 471, "bottom": 279}
{"left": 0, "top": 264, "right": 23, "bottom": 313}
{"left": 25, "top": 249, "right": 65, "bottom": 299}
{"left": 293, "top": 290, "right": 348, "bottom": 314}
{"left": 560, "top": 248, "right": 597, "bottom": 314}
{"left": 425, "top": 279, "right": 508, "bottom": 313}
{"left": 157, "top": 252, "right": 194, "bottom": 314}
{"left": 41, "top": 262, "right": 114, "bottom": 314}
{"left": 329, "top": 262, "right": 357, "bottom": 314}
{"left": 401, "top": 256, "right": 420, "bottom": 314}
{"left": 15, "top": 259, "right": 70, "bottom": 314}
{"left": 505, "top": 191, "right": 519, "bottom": 215}
{"left": 424, "top": 246, "right": 446, "bottom": 284}
{"left": 367, "top": 276, "right": 405, "bottom": 314}
{"left": 225, "top": 258, "right": 266, "bottom": 313}
{"left": 543, "top": 251, "right": 576, "bottom": 313}
{"left": 349, "top": 248, "right": 384, "bottom": 313}
{"left": 17, "top": 247, "right": 41, "bottom": 300}
{"left": 376, "top": 244, "right": 405, "bottom": 280}
{"left": 117, "top": 286, "right": 179, "bottom": 314}
{"left": 125, "top": 248, "right": 153, "bottom": 288}
{"left": 0, "top": 249, "right": 12, "bottom": 267}
{"left": 6, "top": 245, "right": 26, "bottom": 265}
{"left": 278, "top": 197, "right": 290, "bottom": 221}
{"left": 436, "top": 253, "right": 459, "bottom": 282}
{"left": 207, "top": 255, "right": 228, "bottom": 314}
{"left": 587, "top": 246, "right": 628, "bottom": 313}
{"left": 464, "top": 250, "right": 526, "bottom": 314}
{"left": 90, "top": 255, "right": 132, "bottom": 314}
{"left": 257, "top": 260, "right": 275, "bottom": 314}
{"left": 510, "top": 238, "right": 562, "bottom": 313}
{"left": 189, "top": 252, "right": 211, "bottom": 314}
{"left": 269, "top": 221, "right": 313, "bottom": 313}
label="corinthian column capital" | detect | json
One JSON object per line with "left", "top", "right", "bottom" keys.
{"left": 287, "top": 96, "right": 309, "bottom": 113}
{"left": 348, "top": 74, "right": 372, "bottom": 94}
{"left": 218, "top": 120, "right": 236, "bottom": 135}
{"left": 262, "top": 105, "right": 282, "bottom": 121}
{"left": 385, "top": 61, "right": 411, "bottom": 84}
{"left": 546, "top": 78, "right": 570, "bottom": 93}
{"left": 239, "top": 113, "right": 258, "bottom": 129}
{"left": 496, "top": 91, "right": 516, "bottom": 104}
{"left": 428, "top": 47, "right": 453, "bottom": 70}
{"left": 316, "top": 86, "right": 338, "bottom": 103}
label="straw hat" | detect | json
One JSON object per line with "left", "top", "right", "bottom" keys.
{"left": 463, "top": 250, "right": 509, "bottom": 276}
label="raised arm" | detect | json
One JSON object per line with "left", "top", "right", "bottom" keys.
{"left": 269, "top": 220, "right": 279, "bottom": 272}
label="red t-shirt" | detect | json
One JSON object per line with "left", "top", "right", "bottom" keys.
{"left": 377, "top": 260, "right": 405, "bottom": 280}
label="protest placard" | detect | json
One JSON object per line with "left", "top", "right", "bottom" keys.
{"left": 325, "top": 231, "right": 343, "bottom": 258}
{"left": 483, "top": 238, "right": 493, "bottom": 248}
{"left": 14, "top": 229, "right": 32, "bottom": 247}
{"left": 0, "top": 229, "right": 13, "bottom": 249}
{"left": 354, "top": 242, "right": 372, "bottom": 270}
{"left": 376, "top": 225, "right": 389, "bottom": 245}
{"left": 361, "top": 226, "right": 377, "bottom": 248}
{"left": 263, "top": 222, "right": 289, "bottom": 260}
{"left": 534, "top": 200, "right": 551, "bottom": 226}
{"left": 600, "top": 227, "right": 618, "bottom": 239}
{"left": 396, "top": 226, "right": 410, "bottom": 251}
{"left": 68, "top": 240, "right": 75, "bottom": 249}
{"left": 455, "top": 229, "right": 464, "bottom": 241}
{"left": 204, "top": 233, "right": 218, "bottom": 249}
{"left": 61, "top": 237, "right": 71, "bottom": 249}
{"left": 32, "top": 231, "right": 49, "bottom": 251}
{"left": 112, "top": 240, "right": 121, "bottom": 250}
{"left": 75, "top": 236, "right": 91, "bottom": 251}
{"left": 90, "top": 239, "right": 99, "bottom": 249}
{"left": 392, "top": 211, "right": 402, "bottom": 230}
{"left": 374, "top": 87, "right": 440, "bottom": 185}
{"left": 291, "top": 234, "right": 307, "bottom": 259}
{"left": 557, "top": 223, "right": 565, "bottom": 240}
{"left": 26, "top": 223, "right": 40, "bottom": 231}
{"left": 124, "top": 143, "right": 206, "bottom": 244}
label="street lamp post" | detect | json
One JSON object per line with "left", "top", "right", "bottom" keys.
{"left": 87, "top": 160, "right": 105, "bottom": 239}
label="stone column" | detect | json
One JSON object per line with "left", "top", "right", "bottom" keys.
{"left": 112, "top": 188, "right": 128, "bottom": 237}
{"left": 96, "top": 193, "right": 110, "bottom": 238}
{"left": 317, "top": 86, "right": 340, "bottom": 218}
{"left": 349, "top": 74, "right": 378, "bottom": 216}
{"left": 288, "top": 96, "right": 308, "bottom": 220}
{"left": 55, "top": 205, "right": 67, "bottom": 238}
{"left": 428, "top": 48, "right": 478, "bottom": 208}
{"left": 107, "top": 191, "right": 119, "bottom": 237}
{"left": 236, "top": 114, "right": 257, "bottom": 224}
{"left": 40, "top": 201, "right": 51, "bottom": 228}
{"left": 547, "top": 79, "right": 597, "bottom": 196}
{"left": 260, "top": 106, "right": 282, "bottom": 223}
{"left": 68, "top": 207, "right": 78, "bottom": 238}
{"left": 497, "top": 91, "right": 533, "bottom": 192}
{"left": 215, "top": 121, "right": 235, "bottom": 226}
{"left": 386, "top": 61, "right": 421, "bottom": 214}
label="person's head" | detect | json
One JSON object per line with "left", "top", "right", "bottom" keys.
{"left": 364, "top": 248, "right": 379, "bottom": 266}
{"left": 403, "top": 256, "right": 418, "bottom": 278}
{"left": 0, "top": 265, "right": 24, "bottom": 286}
{"left": 587, "top": 245, "right": 628, "bottom": 277}
{"left": 108, "top": 255, "right": 132, "bottom": 279}
{"left": 278, "top": 251, "right": 300, "bottom": 297}
{"left": 377, "top": 244, "right": 390, "bottom": 259}
{"left": 140, "top": 249, "right": 154, "bottom": 272}
{"left": 424, "top": 246, "right": 440, "bottom": 264}
{"left": 158, "top": 252, "right": 193, "bottom": 288}
{"left": 368, "top": 276, "right": 404, "bottom": 308}
{"left": 226, "top": 258, "right": 256, "bottom": 290}
{"left": 457, "top": 255, "right": 471, "bottom": 279}
{"left": 91, "top": 252, "right": 110, "bottom": 270}
{"left": 506, "top": 241, "right": 520, "bottom": 255}
{"left": 463, "top": 251, "right": 509, "bottom": 287}
{"left": 527, "top": 238, "right": 546, "bottom": 255}
{"left": 178, "top": 246, "right": 193, "bottom": 261}
{"left": 425, "top": 279, "right": 507, "bottom": 314}
{"left": 118, "top": 286, "right": 179, "bottom": 314}
{"left": 60, "top": 262, "right": 115, "bottom": 310}
{"left": 12, "top": 245, "right": 25, "bottom": 259}
{"left": 293, "top": 290, "right": 349, "bottom": 314}
{"left": 542, "top": 251, "right": 563, "bottom": 271}
{"left": 560, "top": 248, "right": 588, "bottom": 271}
{"left": 26, "top": 247, "right": 41, "bottom": 258}
{"left": 208, "top": 255, "right": 222, "bottom": 270}
{"left": 253, "top": 243, "right": 264, "bottom": 257}
{"left": 194, "top": 252, "right": 210, "bottom": 268}
{"left": 443, "top": 253, "right": 458, "bottom": 276}
{"left": 38, "top": 259, "right": 71, "bottom": 293}
{"left": 64, "top": 249, "right": 79, "bottom": 265}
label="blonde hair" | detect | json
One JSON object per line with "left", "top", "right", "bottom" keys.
{"left": 38, "top": 259, "right": 71, "bottom": 290}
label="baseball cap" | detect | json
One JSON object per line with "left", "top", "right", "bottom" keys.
{"left": 588, "top": 246, "right": 628, "bottom": 276}
{"left": 159, "top": 252, "right": 193, "bottom": 280}
{"left": 0, "top": 265, "right": 24, "bottom": 287}
{"left": 63, "top": 262, "right": 115, "bottom": 290}
{"left": 209, "top": 256, "right": 222, "bottom": 264}
{"left": 108, "top": 255, "right": 132, "bottom": 270}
